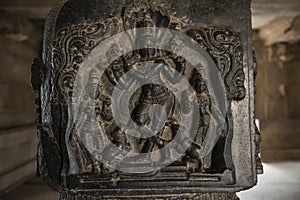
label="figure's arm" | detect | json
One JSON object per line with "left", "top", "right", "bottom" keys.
{"left": 105, "top": 67, "right": 117, "bottom": 86}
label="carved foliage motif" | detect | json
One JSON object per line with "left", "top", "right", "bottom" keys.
{"left": 186, "top": 29, "right": 245, "bottom": 100}
{"left": 52, "top": 23, "right": 245, "bottom": 104}
{"left": 52, "top": 17, "right": 122, "bottom": 102}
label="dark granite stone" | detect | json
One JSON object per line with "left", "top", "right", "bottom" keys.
{"left": 32, "top": 0, "right": 261, "bottom": 199}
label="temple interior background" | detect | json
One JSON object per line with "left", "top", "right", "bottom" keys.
{"left": 0, "top": 0, "right": 299, "bottom": 199}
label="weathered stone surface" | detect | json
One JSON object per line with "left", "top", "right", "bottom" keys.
{"left": 0, "top": 39, "right": 37, "bottom": 128}
{"left": 252, "top": 3, "right": 300, "bottom": 29}
{"left": 60, "top": 192, "right": 240, "bottom": 200}
{"left": 0, "top": 0, "right": 56, "bottom": 7}
{"left": 32, "top": 0, "right": 260, "bottom": 199}
{"left": 0, "top": 125, "right": 36, "bottom": 192}
{"left": 0, "top": 13, "right": 41, "bottom": 193}
{"left": 259, "top": 15, "right": 300, "bottom": 46}
{"left": 0, "top": 13, "right": 40, "bottom": 130}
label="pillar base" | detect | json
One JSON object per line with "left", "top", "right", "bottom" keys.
{"left": 59, "top": 192, "right": 239, "bottom": 200}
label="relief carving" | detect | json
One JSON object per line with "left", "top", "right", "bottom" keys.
{"left": 33, "top": 1, "right": 252, "bottom": 196}
{"left": 48, "top": 3, "right": 245, "bottom": 179}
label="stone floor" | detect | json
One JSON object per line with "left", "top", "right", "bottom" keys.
{"left": 237, "top": 161, "right": 300, "bottom": 200}
{"left": 1, "top": 178, "right": 59, "bottom": 200}
{"left": 1, "top": 162, "right": 299, "bottom": 200}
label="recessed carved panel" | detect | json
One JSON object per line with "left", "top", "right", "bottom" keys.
{"left": 31, "top": 0, "right": 260, "bottom": 198}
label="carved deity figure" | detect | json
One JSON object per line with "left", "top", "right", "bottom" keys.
{"left": 32, "top": 0, "right": 261, "bottom": 199}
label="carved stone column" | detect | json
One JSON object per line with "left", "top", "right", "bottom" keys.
{"left": 31, "top": 0, "right": 262, "bottom": 199}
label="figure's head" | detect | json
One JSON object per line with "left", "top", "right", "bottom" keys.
{"left": 123, "top": 0, "right": 172, "bottom": 58}
{"left": 123, "top": 0, "right": 171, "bottom": 30}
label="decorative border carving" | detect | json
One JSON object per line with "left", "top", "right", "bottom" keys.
{"left": 33, "top": 0, "right": 251, "bottom": 194}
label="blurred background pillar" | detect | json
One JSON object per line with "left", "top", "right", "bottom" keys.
{"left": 252, "top": 2, "right": 300, "bottom": 161}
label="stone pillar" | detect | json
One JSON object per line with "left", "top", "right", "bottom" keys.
{"left": 32, "top": 0, "right": 260, "bottom": 199}
{"left": 254, "top": 14, "right": 300, "bottom": 161}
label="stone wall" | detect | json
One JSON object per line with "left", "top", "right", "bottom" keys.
{"left": 0, "top": 13, "right": 42, "bottom": 193}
